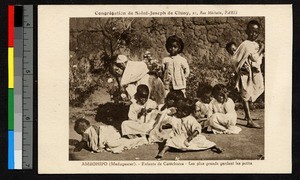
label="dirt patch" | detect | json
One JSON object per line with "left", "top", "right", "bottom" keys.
{"left": 69, "top": 89, "right": 264, "bottom": 161}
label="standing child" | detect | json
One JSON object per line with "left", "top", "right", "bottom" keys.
{"left": 73, "top": 118, "right": 148, "bottom": 154}
{"left": 162, "top": 35, "right": 190, "bottom": 96}
{"left": 208, "top": 84, "right": 241, "bottom": 134}
{"left": 121, "top": 84, "right": 158, "bottom": 139}
{"left": 230, "top": 20, "right": 264, "bottom": 128}
{"left": 155, "top": 98, "right": 222, "bottom": 159}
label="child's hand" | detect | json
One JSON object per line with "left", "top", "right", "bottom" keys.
{"left": 73, "top": 147, "right": 81, "bottom": 152}
{"left": 146, "top": 108, "right": 153, "bottom": 113}
{"left": 161, "top": 123, "right": 172, "bottom": 129}
{"left": 184, "top": 139, "right": 190, "bottom": 147}
{"left": 168, "top": 107, "right": 177, "bottom": 115}
{"left": 95, "top": 149, "right": 103, "bottom": 153}
{"left": 138, "top": 108, "right": 146, "bottom": 118}
{"left": 187, "top": 136, "right": 193, "bottom": 142}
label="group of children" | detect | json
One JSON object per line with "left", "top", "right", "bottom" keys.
{"left": 73, "top": 20, "right": 264, "bottom": 158}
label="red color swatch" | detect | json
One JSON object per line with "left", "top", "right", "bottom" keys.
{"left": 8, "top": 5, "right": 14, "bottom": 47}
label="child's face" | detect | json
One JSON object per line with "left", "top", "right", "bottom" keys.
{"left": 201, "top": 93, "right": 212, "bottom": 104}
{"left": 246, "top": 23, "right": 260, "bottom": 41}
{"left": 166, "top": 98, "right": 175, "bottom": 107}
{"left": 168, "top": 41, "right": 180, "bottom": 56}
{"left": 112, "top": 64, "right": 124, "bottom": 77}
{"left": 228, "top": 44, "right": 237, "bottom": 55}
{"left": 75, "top": 123, "right": 88, "bottom": 135}
{"left": 215, "top": 93, "right": 226, "bottom": 104}
{"left": 137, "top": 97, "right": 147, "bottom": 105}
{"left": 176, "top": 108, "right": 187, "bottom": 118}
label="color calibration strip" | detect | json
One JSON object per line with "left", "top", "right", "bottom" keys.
{"left": 8, "top": 5, "right": 34, "bottom": 170}
{"left": 8, "top": 5, "right": 15, "bottom": 170}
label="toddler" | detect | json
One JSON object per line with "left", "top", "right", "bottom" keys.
{"left": 162, "top": 35, "right": 190, "bottom": 96}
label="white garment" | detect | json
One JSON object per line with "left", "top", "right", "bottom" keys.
{"left": 148, "top": 104, "right": 175, "bottom": 143}
{"left": 166, "top": 116, "right": 216, "bottom": 151}
{"left": 82, "top": 125, "right": 148, "bottom": 153}
{"left": 162, "top": 54, "right": 190, "bottom": 90}
{"left": 208, "top": 98, "right": 241, "bottom": 134}
{"left": 231, "top": 40, "right": 264, "bottom": 102}
{"left": 121, "top": 99, "right": 158, "bottom": 136}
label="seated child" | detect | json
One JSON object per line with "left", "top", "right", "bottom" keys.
{"left": 208, "top": 84, "right": 241, "bottom": 134}
{"left": 73, "top": 118, "right": 148, "bottom": 154}
{"left": 148, "top": 90, "right": 185, "bottom": 143}
{"left": 155, "top": 98, "right": 223, "bottom": 159}
{"left": 193, "top": 84, "right": 213, "bottom": 127}
{"left": 121, "top": 84, "right": 158, "bottom": 139}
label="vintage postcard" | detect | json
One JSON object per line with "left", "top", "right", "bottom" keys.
{"left": 38, "top": 5, "right": 292, "bottom": 174}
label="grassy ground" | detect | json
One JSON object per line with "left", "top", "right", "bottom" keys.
{"left": 69, "top": 89, "right": 264, "bottom": 161}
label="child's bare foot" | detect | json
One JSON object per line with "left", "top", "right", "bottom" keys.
{"left": 211, "top": 146, "right": 223, "bottom": 154}
{"left": 155, "top": 154, "right": 163, "bottom": 160}
{"left": 246, "top": 121, "right": 262, "bottom": 129}
{"left": 126, "top": 134, "right": 137, "bottom": 139}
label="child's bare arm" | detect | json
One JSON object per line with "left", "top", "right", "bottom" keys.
{"left": 182, "top": 59, "right": 190, "bottom": 78}
{"left": 74, "top": 141, "right": 87, "bottom": 152}
{"left": 187, "top": 130, "right": 200, "bottom": 142}
{"left": 184, "top": 130, "right": 200, "bottom": 147}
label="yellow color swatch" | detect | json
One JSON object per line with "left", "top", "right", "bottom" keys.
{"left": 8, "top": 47, "right": 14, "bottom": 88}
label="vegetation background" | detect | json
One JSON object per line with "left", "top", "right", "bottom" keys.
{"left": 69, "top": 17, "right": 265, "bottom": 108}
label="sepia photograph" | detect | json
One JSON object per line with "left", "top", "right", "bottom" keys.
{"left": 38, "top": 5, "right": 291, "bottom": 173}
{"left": 68, "top": 17, "right": 265, "bottom": 161}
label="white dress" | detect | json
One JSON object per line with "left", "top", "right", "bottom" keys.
{"left": 165, "top": 115, "right": 216, "bottom": 151}
{"left": 208, "top": 98, "right": 241, "bottom": 134}
{"left": 148, "top": 104, "right": 175, "bottom": 143}
{"left": 82, "top": 125, "right": 148, "bottom": 153}
{"left": 193, "top": 100, "right": 211, "bottom": 128}
{"left": 121, "top": 99, "right": 158, "bottom": 136}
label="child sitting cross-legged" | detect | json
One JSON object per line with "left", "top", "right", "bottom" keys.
{"left": 73, "top": 118, "right": 148, "bottom": 154}
{"left": 121, "top": 84, "right": 158, "bottom": 139}
{"left": 155, "top": 98, "right": 223, "bottom": 159}
{"left": 148, "top": 90, "right": 185, "bottom": 143}
{"left": 208, "top": 84, "right": 242, "bottom": 134}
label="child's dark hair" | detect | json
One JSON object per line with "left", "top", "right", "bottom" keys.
{"left": 197, "top": 84, "right": 213, "bottom": 98}
{"left": 212, "top": 84, "right": 228, "bottom": 99}
{"left": 225, "top": 41, "right": 236, "bottom": 53}
{"left": 176, "top": 98, "right": 196, "bottom": 117}
{"left": 74, "top": 118, "right": 90, "bottom": 134}
{"left": 247, "top": 20, "right": 261, "bottom": 29}
{"left": 134, "top": 84, "right": 149, "bottom": 100}
{"left": 166, "top": 90, "right": 185, "bottom": 103}
{"left": 165, "top": 35, "right": 184, "bottom": 54}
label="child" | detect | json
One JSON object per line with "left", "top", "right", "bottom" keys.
{"left": 193, "top": 84, "right": 213, "bottom": 127}
{"left": 208, "top": 84, "right": 241, "bottom": 134}
{"left": 73, "top": 118, "right": 147, "bottom": 154}
{"left": 121, "top": 84, "right": 158, "bottom": 139}
{"left": 155, "top": 98, "right": 223, "bottom": 159}
{"left": 162, "top": 35, "right": 190, "bottom": 96}
{"left": 230, "top": 20, "right": 264, "bottom": 128}
{"left": 225, "top": 41, "right": 237, "bottom": 56}
{"left": 148, "top": 90, "right": 185, "bottom": 143}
